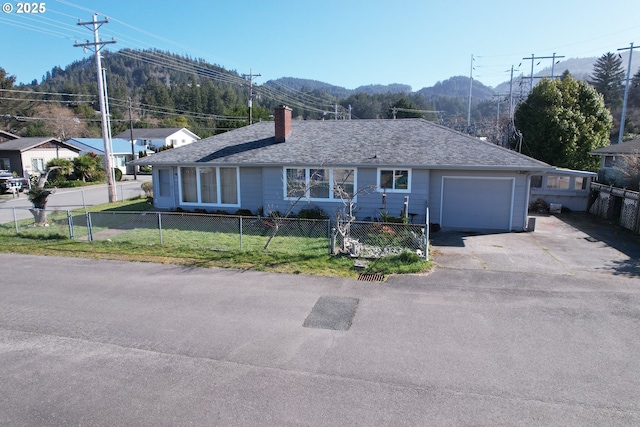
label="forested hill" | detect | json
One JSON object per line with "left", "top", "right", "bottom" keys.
{"left": 5, "top": 47, "right": 637, "bottom": 146}
{"left": 3, "top": 48, "right": 497, "bottom": 140}
{"left": 265, "top": 78, "right": 412, "bottom": 98}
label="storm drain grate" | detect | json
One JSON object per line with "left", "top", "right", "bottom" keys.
{"left": 357, "top": 273, "right": 385, "bottom": 282}
{"left": 303, "top": 296, "right": 359, "bottom": 331}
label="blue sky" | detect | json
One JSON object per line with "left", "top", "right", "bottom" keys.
{"left": 1, "top": 0, "right": 639, "bottom": 90}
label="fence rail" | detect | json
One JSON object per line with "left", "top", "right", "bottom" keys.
{"left": 0, "top": 208, "right": 428, "bottom": 258}
{"left": 590, "top": 183, "right": 640, "bottom": 234}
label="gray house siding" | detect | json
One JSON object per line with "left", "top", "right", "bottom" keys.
{"left": 261, "top": 167, "right": 285, "bottom": 214}
{"left": 239, "top": 167, "right": 263, "bottom": 213}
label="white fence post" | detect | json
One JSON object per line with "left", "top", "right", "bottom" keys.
{"left": 157, "top": 212, "right": 163, "bottom": 245}
{"left": 13, "top": 208, "right": 18, "bottom": 235}
{"left": 424, "top": 207, "right": 430, "bottom": 261}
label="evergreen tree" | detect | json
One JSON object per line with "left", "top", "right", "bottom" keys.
{"left": 387, "top": 97, "right": 424, "bottom": 119}
{"left": 515, "top": 75, "right": 612, "bottom": 171}
{"left": 590, "top": 52, "right": 625, "bottom": 108}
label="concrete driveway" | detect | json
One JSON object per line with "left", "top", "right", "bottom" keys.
{"left": 431, "top": 213, "right": 640, "bottom": 277}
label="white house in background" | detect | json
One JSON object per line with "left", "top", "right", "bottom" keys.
{"left": 113, "top": 127, "right": 200, "bottom": 151}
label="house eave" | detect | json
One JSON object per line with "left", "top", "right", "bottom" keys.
{"left": 130, "top": 159, "right": 553, "bottom": 173}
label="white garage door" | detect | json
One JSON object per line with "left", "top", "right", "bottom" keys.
{"left": 441, "top": 177, "right": 514, "bottom": 230}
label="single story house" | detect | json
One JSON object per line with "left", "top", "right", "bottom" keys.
{"left": 0, "top": 137, "right": 81, "bottom": 177}
{"left": 132, "top": 106, "right": 555, "bottom": 231}
{"left": 113, "top": 127, "right": 200, "bottom": 151}
{"left": 589, "top": 138, "right": 640, "bottom": 187}
{"left": 67, "top": 137, "right": 151, "bottom": 175}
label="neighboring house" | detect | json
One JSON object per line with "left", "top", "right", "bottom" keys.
{"left": 529, "top": 168, "right": 597, "bottom": 212}
{"left": 0, "top": 137, "right": 81, "bottom": 177}
{"left": 590, "top": 138, "right": 640, "bottom": 186}
{"left": 0, "top": 130, "right": 19, "bottom": 144}
{"left": 67, "top": 138, "right": 150, "bottom": 175}
{"left": 132, "top": 106, "right": 556, "bottom": 231}
{"left": 113, "top": 127, "right": 200, "bottom": 151}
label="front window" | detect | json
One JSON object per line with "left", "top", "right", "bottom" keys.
{"left": 574, "top": 176, "right": 588, "bottom": 190}
{"left": 31, "top": 158, "right": 45, "bottom": 173}
{"left": 0, "top": 158, "right": 9, "bottom": 170}
{"left": 530, "top": 175, "right": 542, "bottom": 188}
{"left": 158, "top": 169, "right": 171, "bottom": 197}
{"left": 285, "top": 167, "right": 356, "bottom": 200}
{"left": 546, "top": 176, "right": 571, "bottom": 190}
{"left": 604, "top": 156, "right": 615, "bottom": 168}
{"left": 180, "top": 166, "right": 239, "bottom": 206}
{"left": 181, "top": 167, "right": 198, "bottom": 203}
{"left": 378, "top": 169, "right": 410, "bottom": 192}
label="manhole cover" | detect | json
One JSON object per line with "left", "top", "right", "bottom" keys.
{"left": 357, "top": 273, "right": 385, "bottom": 282}
{"left": 303, "top": 296, "right": 359, "bottom": 331}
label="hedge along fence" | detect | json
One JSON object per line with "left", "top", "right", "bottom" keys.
{"left": 0, "top": 209, "right": 428, "bottom": 258}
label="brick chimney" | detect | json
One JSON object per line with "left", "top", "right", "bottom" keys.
{"left": 274, "top": 105, "right": 292, "bottom": 143}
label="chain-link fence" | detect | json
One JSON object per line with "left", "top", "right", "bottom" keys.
{"left": 0, "top": 208, "right": 428, "bottom": 258}
{"left": 334, "top": 220, "right": 427, "bottom": 258}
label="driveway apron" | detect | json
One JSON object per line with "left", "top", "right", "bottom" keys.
{"left": 430, "top": 213, "right": 640, "bottom": 276}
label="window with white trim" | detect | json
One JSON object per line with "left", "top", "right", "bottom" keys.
{"left": 179, "top": 166, "right": 239, "bottom": 205}
{"left": 378, "top": 168, "right": 410, "bottom": 192}
{"left": 284, "top": 167, "right": 356, "bottom": 200}
{"left": 31, "top": 158, "right": 45, "bottom": 173}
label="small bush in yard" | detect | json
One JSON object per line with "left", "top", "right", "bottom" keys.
{"left": 141, "top": 181, "right": 153, "bottom": 197}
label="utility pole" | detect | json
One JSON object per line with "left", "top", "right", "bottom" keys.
{"left": 522, "top": 53, "right": 564, "bottom": 92}
{"left": 550, "top": 52, "right": 564, "bottom": 79}
{"left": 128, "top": 97, "right": 137, "bottom": 180}
{"left": 242, "top": 69, "right": 261, "bottom": 125}
{"left": 74, "top": 14, "right": 117, "bottom": 203}
{"left": 617, "top": 42, "right": 638, "bottom": 144}
{"left": 508, "top": 65, "right": 515, "bottom": 120}
{"left": 467, "top": 54, "right": 474, "bottom": 127}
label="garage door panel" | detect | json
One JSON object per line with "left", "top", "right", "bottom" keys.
{"left": 441, "top": 177, "right": 513, "bottom": 230}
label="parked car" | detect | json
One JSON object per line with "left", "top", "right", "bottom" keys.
{"left": 0, "top": 171, "right": 29, "bottom": 194}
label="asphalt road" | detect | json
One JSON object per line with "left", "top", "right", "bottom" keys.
{"left": 0, "top": 175, "right": 151, "bottom": 223}
{"left": 1, "top": 239, "right": 639, "bottom": 425}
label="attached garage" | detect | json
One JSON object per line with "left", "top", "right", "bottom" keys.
{"left": 440, "top": 176, "right": 515, "bottom": 230}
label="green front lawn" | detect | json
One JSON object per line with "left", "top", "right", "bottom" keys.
{"left": 0, "top": 199, "right": 431, "bottom": 278}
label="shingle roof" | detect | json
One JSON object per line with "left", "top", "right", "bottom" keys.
{"left": 133, "top": 118, "right": 551, "bottom": 170}
{"left": 113, "top": 127, "right": 199, "bottom": 140}
{"left": 590, "top": 138, "right": 640, "bottom": 155}
{"left": 0, "top": 137, "right": 80, "bottom": 152}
